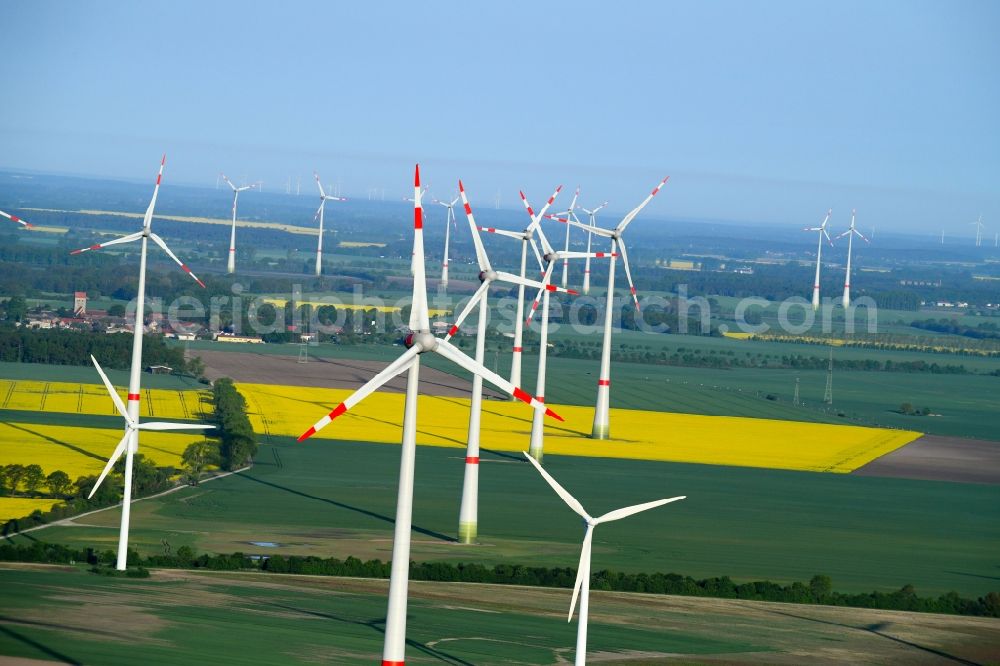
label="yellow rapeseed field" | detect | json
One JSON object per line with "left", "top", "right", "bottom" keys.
{"left": 261, "top": 297, "right": 450, "bottom": 318}
{"left": 237, "top": 383, "right": 920, "bottom": 474}
{"left": 338, "top": 241, "right": 387, "bottom": 248}
{"left": 0, "top": 422, "right": 207, "bottom": 479}
{"left": 0, "top": 380, "right": 210, "bottom": 420}
{"left": 0, "top": 498, "right": 63, "bottom": 523}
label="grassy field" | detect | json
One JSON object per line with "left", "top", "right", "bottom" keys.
{"left": 238, "top": 383, "right": 919, "bottom": 473}
{"left": 6, "top": 566, "right": 994, "bottom": 665}
{"left": 0, "top": 361, "right": 206, "bottom": 390}
{"left": 13, "top": 439, "right": 999, "bottom": 598}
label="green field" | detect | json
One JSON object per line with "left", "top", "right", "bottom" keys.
{"left": 12, "top": 438, "right": 999, "bottom": 598}
{"left": 5, "top": 565, "right": 995, "bottom": 665}
{"left": 0, "top": 361, "right": 204, "bottom": 391}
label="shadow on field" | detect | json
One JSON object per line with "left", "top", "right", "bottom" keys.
{"left": 944, "top": 570, "right": 1000, "bottom": 582}
{"left": 1, "top": 421, "right": 105, "bottom": 461}
{"left": 431, "top": 396, "right": 584, "bottom": 437}
{"left": 0, "top": 621, "right": 83, "bottom": 665}
{"left": 267, "top": 602, "right": 474, "bottom": 665}
{"left": 234, "top": 473, "right": 455, "bottom": 543}
{"left": 763, "top": 608, "right": 983, "bottom": 666}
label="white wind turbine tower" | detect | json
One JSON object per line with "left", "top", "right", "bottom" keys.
{"left": 561, "top": 177, "right": 669, "bottom": 439}
{"left": 836, "top": 209, "right": 870, "bottom": 308}
{"left": 0, "top": 210, "right": 32, "bottom": 228}
{"left": 803, "top": 209, "right": 833, "bottom": 311}
{"left": 523, "top": 453, "right": 685, "bottom": 666}
{"left": 432, "top": 194, "right": 460, "bottom": 288}
{"left": 477, "top": 185, "right": 563, "bottom": 393}
{"left": 220, "top": 173, "right": 257, "bottom": 274}
{"left": 444, "top": 179, "right": 574, "bottom": 541}
{"left": 296, "top": 165, "right": 560, "bottom": 666}
{"left": 312, "top": 172, "right": 346, "bottom": 276}
{"left": 70, "top": 156, "right": 213, "bottom": 571}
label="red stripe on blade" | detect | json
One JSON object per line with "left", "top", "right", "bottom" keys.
{"left": 545, "top": 407, "right": 564, "bottom": 422}
{"left": 598, "top": 379, "right": 610, "bottom": 386}
{"left": 329, "top": 403, "right": 348, "bottom": 419}
{"left": 512, "top": 387, "right": 532, "bottom": 404}
{"left": 414, "top": 208, "right": 423, "bottom": 230}
{"left": 11, "top": 215, "right": 20, "bottom": 222}
{"left": 297, "top": 427, "right": 316, "bottom": 442}
{"left": 448, "top": 325, "right": 458, "bottom": 336}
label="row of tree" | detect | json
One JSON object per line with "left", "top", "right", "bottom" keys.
{"left": 0, "top": 464, "right": 72, "bottom": 497}
{"left": 1, "top": 541, "right": 996, "bottom": 618}
{"left": 212, "top": 378, "right": 257, "bottom": 470}
{"left": 0, "top": 327, "right": 191, "bottom": 371}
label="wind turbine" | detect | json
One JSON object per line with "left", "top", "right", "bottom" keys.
{"left": 444, "top": 180, "right": 575, "bottom": 541}
{"left": 312, "top": 172, "right": 346, "bottom": 276}
{"left": 559, "top": 177, "right": 669, "bottom": 439}
{"left": 220, "top": 173, "right": 257, "bottom": 274}
{"left": 547, "top": 199, "right": 609, "bottom": 295}
{"left": 477, "top": 185, "right": 563, "bottom": 393}
{"left": 523, "top": 453, "right": 685, "bottom": 666}
{"left": 70, "top": 156, "right": 212, "bottom": 570}
{"left": 972, "top": 215, "right": 984, "bottom": 247}
{"left": 296, "top": 165, "right": 561, "bottom": 666}
{"left": 432, "top": 194, "right": 460, "bottom": 288}
{"left": 0, "top": 210, "right": 32, "bottom": 228}
{"left": 521, "top": 193, "right": 614, "bottom": 461}
{"left": 803, "top": 209, "right": 833, "bottom": 311}
{"left": 836, "top": 209, "right": 870, "bottom": 308}
{"left": 549, "top": 187, "right": 582, "bottom": 289}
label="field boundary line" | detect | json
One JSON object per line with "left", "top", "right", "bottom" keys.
{"left": 2, "top": 465, "right": 252, "bottom": 539}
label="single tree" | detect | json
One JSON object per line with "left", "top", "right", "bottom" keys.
{"left": 23, "top": 464, "right": 44, "bottom": 495}
{"left": 4, "top": 464, "right": 26, "bottom": 496}
{"left": 46, "top": 470, "right": 72, "bottom": 497}
{"left": 181, "top": 440, "right": 219, "bottom": 483}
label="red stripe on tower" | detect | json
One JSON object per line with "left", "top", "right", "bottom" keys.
{"left": 465, "top": 456, "right": 480, "bottom": 465}
{"left": 127, "top": 393, "right": 141, "bottom": 401}
{"left": 598, "top": 379, "right": 610, "bottom": 386}
{"left": 382, "top": 661, "right": 405, "bottom": 666}
{"left": 512, "top": 346, "right": 523, "bottom": 352}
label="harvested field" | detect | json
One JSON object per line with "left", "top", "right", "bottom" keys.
{"left": 854, "top": 434, "right": 1000, "bottom": 484}
{"left": 195, "top": 349, "right": 503, "bottom": 399}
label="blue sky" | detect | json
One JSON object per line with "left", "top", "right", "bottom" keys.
{"left": 1, "top": 1, "right": 997, "bottom": 234}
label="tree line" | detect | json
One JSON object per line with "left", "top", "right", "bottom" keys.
{"left": 0, "top": 327, "right": 191, "bottom": 371}
{"left": 1, "top": 541, "right": 996, "bottom": 619}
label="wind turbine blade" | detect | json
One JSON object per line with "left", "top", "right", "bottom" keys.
{"left": 617, "top": 241, "right": 640, "bottom": 311}
{"left": 855, "top": 229, "right": 871, "bottom": 243}
{"left": 0, "top": 210, "right": 32, "bottom": 228}
{"left": 90, "top": 355, "right": 130, "bottom": 423}
{"left": 88, "top": 431, "right": 131, "bottom": 499}
{"left": 524, "top": 263, "right": 554, "bottom": 326}
{"left": 823, "top": 229, "right": 834, "bottom": 246}
{"left": 496, "top": 271, "right": 578, "bottom": 295}
{"left": 136, "top": 422, "right": 216, "bottom": 431}
{"left": 313, "top": 201, "right": 325, "bottom": 224}
{"left": 595, "top": 496, "right": 686, "bottom": 524}
{"left": 616, "top": 176, "right": 668, "bottom": 233}
{"left": 70, "top": 231, "right": 144, "bottom": 255}
{"left": 458, "top": 179, "right": 492, "bottom": 272}
{"left": 593, "top": 201, "right": 609, "bottom": 213}
{"left": 563, "top": 217, "right": 615, "bottom": 238}
{"left": 521, "top": 451, "right": 589, "bottom": 519}
{"left": 477, "top": 227, "right": 523, "bottom": 240}
{"left": 142, "top": 154, "right": 166, "bottom": 229}
{"left": 298, "top": 346, "right": 421, "bottom": 441}
{"left": 559, "top": 251, "right": 617, "bottom": 260}
{"left": 529, "top": 237, "right": 545, "bottom": 274}
{"left": 148, "top": 233, "right": 207, "bottom": 288}
{"left": 314, "top": 172, "right": 326, "bottom": 199}
{"left": 444, "top": 281, "right": 490, "bottom": 340}
{"left": 410, "top": 164, "right": 430, "bottom": 332}
{"left": 435, "top": 339, "right": 563, "bottom": 420}
{"left": 568, "top": 525, "right": 594, "bottom": 622}
{"left": 221, "top": 173, "right": 238, "bottom": 192}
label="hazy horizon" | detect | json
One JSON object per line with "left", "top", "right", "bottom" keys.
{"left": 2, "top": 1, "right": 997, "bottom": 235}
